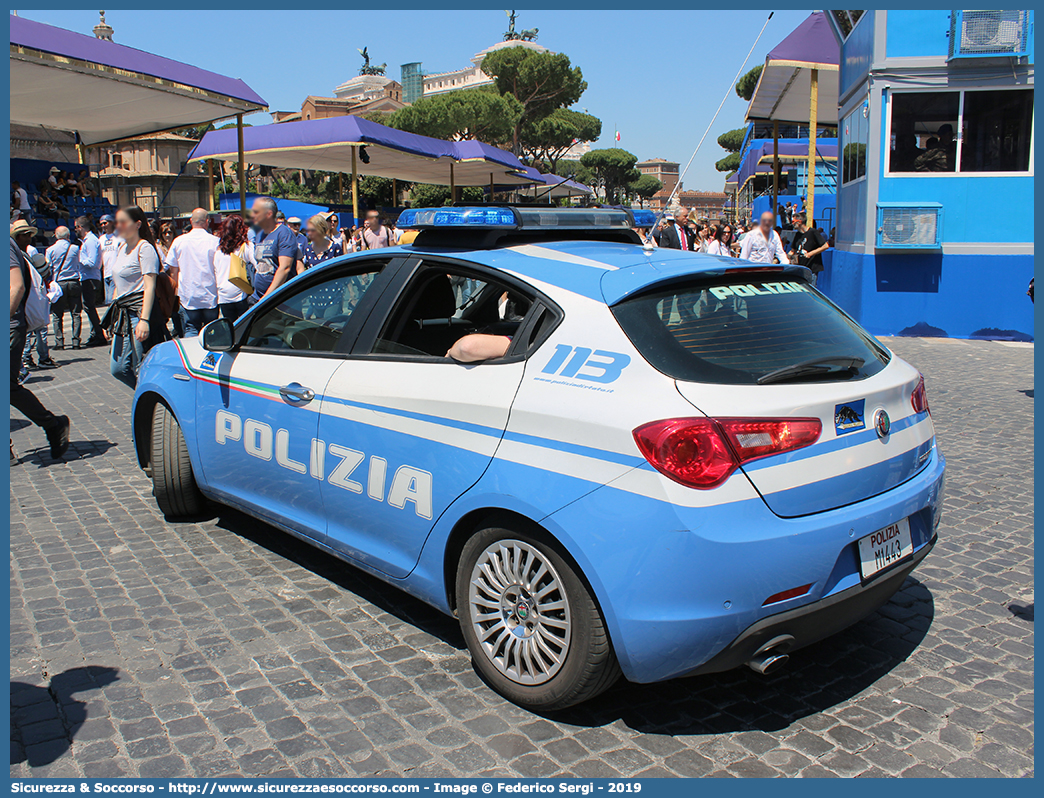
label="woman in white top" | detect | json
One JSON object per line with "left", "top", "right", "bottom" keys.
{"left": 719, "top": 225, "right": 738, "bottom": 257}
{"left": 701, "top": 225, "right": 726, "bottom": 257}
{"left": 103, "top": 206, "right": 163, "bottom": 389}
{"left": 213, "top": 214, "right": 253, "bottom": 323}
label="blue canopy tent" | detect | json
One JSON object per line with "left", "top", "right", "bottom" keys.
{"left": 188, "top": 115, "right": 537, "bottom": 222}
{"left": 745, "top": 11, "right": 840, "bottom": 222}
{"left": 218, "top": 193, "right": 330, "bottom": 221}
{"left": 488, "top": 167, "right": 594, "bottom": 202}
{"left": 10, "top": 15, "right": 267, "bottom": 145}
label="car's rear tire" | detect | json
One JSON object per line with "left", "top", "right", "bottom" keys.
{"left": 456, "top": 524, "right": 620, "bottom": 711}
{"left": 150, "top": 403, "right": 205, "bottom": 518}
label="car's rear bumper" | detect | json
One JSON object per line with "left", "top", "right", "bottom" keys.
{"left": 683, "top": 534, "right": 935, "bottom": 677}
{"left": 544, "top": 445, "right": 945, "bottom": 684}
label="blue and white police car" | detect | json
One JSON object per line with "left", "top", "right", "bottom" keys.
{"left": 132, "top": 206, "right": 944, "bottom": 710}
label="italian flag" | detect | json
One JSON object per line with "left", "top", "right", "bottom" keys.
{"left": 615, "top": 129, "right": 621, "bottom": 142}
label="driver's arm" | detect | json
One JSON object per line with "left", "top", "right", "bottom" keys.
{"left": 447, "top": 334, "right": 511, "bottom": 363}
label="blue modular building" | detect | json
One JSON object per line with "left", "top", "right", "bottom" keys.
{"left": 822, "top": 10, "right": 1034, "bottom": 340}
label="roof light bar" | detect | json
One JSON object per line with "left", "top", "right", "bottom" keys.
{"left": 397, "top": 207, "right": 518, "bottom": 229}
{"left": 630, "top": 209, "right": 657, "bottom": 228}
{"left": 397, "top": 206, "right": 647, "bottom": 232}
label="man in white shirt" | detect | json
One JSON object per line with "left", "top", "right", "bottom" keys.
{"left": 165, "top": 208, "right": 220, "bottom": 337}
{"left": 97, "top": 214, "right": 122, "bottom": 304}
{"left": 739, "top": 211, "right": 790, "bottom": 265}
{"left": 12, "top": 182, "right": 30, "bottom": 221}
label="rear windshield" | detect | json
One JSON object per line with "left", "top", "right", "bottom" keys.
{"left": 611, "top": 275, "right": 890, "bottom": 385}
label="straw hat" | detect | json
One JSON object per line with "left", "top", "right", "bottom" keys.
{"left": 10, "top": 219, "right": 38, "bottom": 237}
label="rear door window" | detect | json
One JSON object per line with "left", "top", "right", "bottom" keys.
{"left": 611, "top": 275, "right": 890, "bottom": 385}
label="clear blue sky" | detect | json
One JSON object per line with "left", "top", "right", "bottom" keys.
{"left": 17, "top": 8, "right": 813, "bottom": 191}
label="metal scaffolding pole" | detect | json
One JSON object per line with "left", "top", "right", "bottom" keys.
{"left": 236, "top": 114, "right": 246, "bottom": 216}
{"left": 807, "top": 68, "right": 818, "bottom": 225}
{"left": 207, "top": 160, "right": 215, "bottom": 212}
{"left": 772, "top": 120, "right": 780, "bottom": 217}
{"left": 351, "top": 147, "right": 359, "bottom": 225}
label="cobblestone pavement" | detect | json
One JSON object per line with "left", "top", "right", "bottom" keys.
{"left": 10, "top": 336, "right": 1033, "bottom": 778}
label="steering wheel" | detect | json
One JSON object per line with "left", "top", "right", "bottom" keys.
{"left": 289, "top": 330, "right": 312, "bottom": 351}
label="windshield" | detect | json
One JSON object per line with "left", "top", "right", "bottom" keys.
{"left": 611, "top": 275, "right": 890, "bottom": 385}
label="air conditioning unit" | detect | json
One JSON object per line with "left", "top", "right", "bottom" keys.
{"left": 876, "top": 203, "right": 943, "bottom": 250}
{"left": 948, "top": 10, "right": 1031, "bottom": 59}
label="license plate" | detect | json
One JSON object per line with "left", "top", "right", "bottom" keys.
{"left": 857, "top": 518, "right": 913, "bottom": 580}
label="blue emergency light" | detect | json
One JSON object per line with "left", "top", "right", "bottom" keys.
{"left": 397, "top": 206, "right": 647, "bottom": 231}
{"left": 397, "top": 207, "right": 518, "bottom": 229}
{"left": 630, "top": 209, "right": 657, "bottom": 228}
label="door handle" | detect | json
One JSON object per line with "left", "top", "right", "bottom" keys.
{"left": 279, "top": 383, "right": 315, "bottom": 403}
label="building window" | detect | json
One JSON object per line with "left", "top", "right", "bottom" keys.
{"left": 889, "top": 92, "right": 959, "bottom": 172}
{"left": 961, "top": 90, "right": 1033, "bottom": 172}
{"left": 841, "top": 103, "right": 868, "bottom": 184}
{"left": 889, "top": 89, "right": 1033, "bottom": 174}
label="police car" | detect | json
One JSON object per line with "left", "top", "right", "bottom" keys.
{"left": 132, "top": 206, "right": 944, "bottom": 710}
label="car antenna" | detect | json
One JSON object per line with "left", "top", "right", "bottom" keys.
{"left": 643, "top": 11, "right": 774, "bottom": 252}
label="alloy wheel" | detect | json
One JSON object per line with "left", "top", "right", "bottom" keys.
{"left": 468, "top": 539, "right": 572, "bottom": 685}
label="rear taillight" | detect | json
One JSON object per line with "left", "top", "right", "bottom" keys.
{"left": 911, "top": 374, "right": 930, "bottom": 415}
{"left": 633, "top": 417, "right": 821, "bottom": 490}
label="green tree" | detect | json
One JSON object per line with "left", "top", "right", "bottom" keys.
{"left": 627, "top": 174, "right": 662, "bottom": 208}
{"left": 735, "top": 64, "right": 763, "bottom": 101}
{"left": 716, "top": 152, "right": 741, "bottom": 173}
{"left": 717, "top": 127, "right": 746, "bottom": 152}
{"left": 385, "top": 89, "right": 521, "bottom": 146}
{"left": 358, "top": 175, "right": 405, "bottom": 207}
{"left": 519, "top": 108, "right": 602, "bottom": 173}
{"left": 409, "top": 183, "right": 483, "bottom": 208}
{"left": 172, "top": 122, "right": 214, "bottom": 140}
{"left": 481, "top": 46, "right": 587, "bottom": 153}
{"left": 580, "top": 148, "right": 639, "bottom": 204}
{"left": 549, "top": 159, "right": 594, "bottom": 188}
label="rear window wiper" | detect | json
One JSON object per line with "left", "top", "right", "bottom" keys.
{"left": 757, "top": 356, "right": 865, "bottom": 385}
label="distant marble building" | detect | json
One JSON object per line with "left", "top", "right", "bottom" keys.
{"left": 417, "top": 39, "right": 548, "bottom": 97}
{"left": 272, "top": 75, "right": 406, "bottom": 124}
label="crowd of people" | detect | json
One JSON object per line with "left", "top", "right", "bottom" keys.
{"left": 12, "top": 188, "right": 837, "bottom": 462}
{"left": 645, "top": 204, "right": 831, "bottom": 283}
{"left": 9, "top": 196, "right": 408, "bottom": 462}
{"left": 13, "top": 198, "right": 404, "bottom": 385}
{"left": 11, "top": 168, "right": 99, "bottom": 226}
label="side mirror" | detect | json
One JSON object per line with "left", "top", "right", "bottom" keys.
{"left": 201, "top": 318, "right": 235, "bottom": 352}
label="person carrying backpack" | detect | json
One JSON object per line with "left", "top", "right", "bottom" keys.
{"left": 9, "top": 226, "right": 70, "bottom": 463}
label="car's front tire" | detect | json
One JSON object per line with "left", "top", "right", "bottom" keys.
{"left": 456, "top": 523, "right": 620, "bottom": 710}
{"left": 150, "top": 403, "right": 205, "bottom": 518}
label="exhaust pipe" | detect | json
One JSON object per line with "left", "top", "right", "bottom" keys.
{"left": 746, "top": 651, "right": 789, "bottom": 675}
